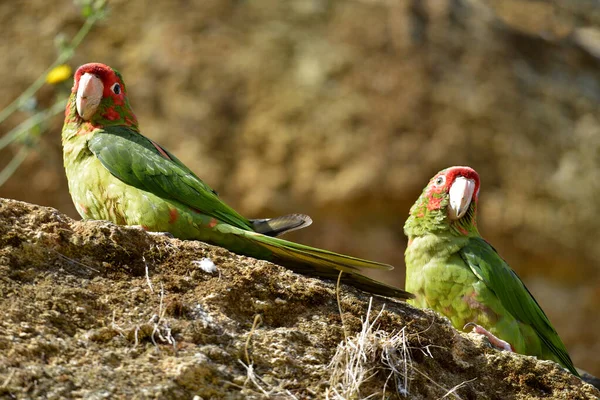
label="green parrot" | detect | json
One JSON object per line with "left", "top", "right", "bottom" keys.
{"left": 404, "top": 166, "right": 578, "bottom": 375}
{"left": 61, "top": 63, "right": 412, "bottom": 300}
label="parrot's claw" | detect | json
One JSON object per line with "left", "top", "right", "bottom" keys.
{"left": 464, "top": 322, "right": 513, "bottom": 352}
{"left": 126, "top": 225, "right": 175, "bottom": 238}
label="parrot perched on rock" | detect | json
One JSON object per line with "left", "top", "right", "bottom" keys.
{"left": 61, "top": 62, "right": 412, "bottom": 300}
{"left": 404, "top": 166, "right": 578, "bottom": 375}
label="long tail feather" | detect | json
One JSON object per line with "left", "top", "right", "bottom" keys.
{"left": 238, "top": 230, "right": 414, "bottom": 300}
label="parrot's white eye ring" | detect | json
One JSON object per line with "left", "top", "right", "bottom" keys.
{"left": 434, "top": 175, "right": 445, "bottom": 186}
{"left": 111, "top": 82, "right": 121, "bottom": 95}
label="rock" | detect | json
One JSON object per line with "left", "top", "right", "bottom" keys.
{"left": 0, "top": 198, "right": 597, "bottom": 399}
{"left": 1, "top": 0, "right": 600, "bottom": 377}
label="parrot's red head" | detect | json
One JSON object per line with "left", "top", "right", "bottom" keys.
{"left": 68, "top": 63, "right": 137, "bottom": 128}
{"left": 426, "top": 166, "right": 480, "bottom": 219}
{"left": 405, "top": 166, "right": 481, "bottom": 237}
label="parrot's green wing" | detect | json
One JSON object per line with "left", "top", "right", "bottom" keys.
{"left": 87, "top": 127, "right": 253, "bottom": 230}
{"left": 460, "top": 237, "right": 578, "bottom": 375}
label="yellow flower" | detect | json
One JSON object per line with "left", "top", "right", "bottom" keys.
{"left": 46, "top": 64, "right": 72, "bottom": 84}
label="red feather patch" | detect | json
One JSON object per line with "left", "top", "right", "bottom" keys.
{"left": 168, "top": 208, "right": 179, "bottom": 224}
{"left": 104, "top": 108, "right": 120, "bottom": 121}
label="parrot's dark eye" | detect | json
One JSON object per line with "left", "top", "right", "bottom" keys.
{"left": 434, "top": 176, "right": 445, "bottom": 186}
{"left": 111, "top": 83, "right": 121, "bottom": 95}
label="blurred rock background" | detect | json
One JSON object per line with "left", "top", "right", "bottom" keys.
{"left": 0, "top": 0, "right": 598, "bottom": 375}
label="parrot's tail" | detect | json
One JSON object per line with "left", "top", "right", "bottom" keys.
{"left": 250, "top": 214, "right": 312, "bottom": 237}
{"left": 238, "top": 229, "right": 414, "bottom": 300}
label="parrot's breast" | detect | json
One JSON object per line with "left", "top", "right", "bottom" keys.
{"left": 65, "top": 149, "right": 143, "bottom": 224}
{"left": 405, "top": 234, "right": 541, "bottom": 358}
{"left": 62, "top": 135, "right": 204, "bottom": 237}
{"left": 405, "top": 234, "right": 495, "bottom": 328}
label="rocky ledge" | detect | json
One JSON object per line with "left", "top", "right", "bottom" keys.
{"left": 0, "top": 198, "right": 597, "bottom": 399}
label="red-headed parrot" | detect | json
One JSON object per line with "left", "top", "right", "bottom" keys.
{"left": 404, "top": 166, "right": 578, "bottom": 375}
{"left": 61, "top": 63, "right": 412, "bottom": 300}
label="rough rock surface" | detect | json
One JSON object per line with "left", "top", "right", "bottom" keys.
{"left": 0, "top": 198, "right": 597, "bottom": 399}
{"left": 0, "top": 0, "right": 599, "bottom": 376}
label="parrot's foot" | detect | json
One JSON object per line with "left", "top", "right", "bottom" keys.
{"left": 126, "top": 225, "right": 175, "bottom": 238}
{"left": 464, "top": 322, "right": 513, "bottom": 352}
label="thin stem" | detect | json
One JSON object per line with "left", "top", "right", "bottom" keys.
{"left": 0, "top": 14, "right": 99, "bottom": 124}
{"left": 0, "top": 97, "right": 67, "bottom": 151}
{"left": 0, "top": 147, "right": 29, "bottom": 187}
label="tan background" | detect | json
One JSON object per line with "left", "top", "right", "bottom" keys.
{"left": 0, "top": 0, "right": 598, "bottom": 375}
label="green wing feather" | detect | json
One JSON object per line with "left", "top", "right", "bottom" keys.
{"left": 460, "top": 237, "right": 578, "bottom": 375}
{"left": 87, "top": 127, "right": 253, "bottom": 230}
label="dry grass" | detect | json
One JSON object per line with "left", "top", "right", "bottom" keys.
{"left": 327, "top": 298, "right": 476, "bottom": 399}
{"left": 235, "top": 314, "right": 299, "bottom": 399}
{"left": 102, "top": 261, "right": 177, "bottom": 352}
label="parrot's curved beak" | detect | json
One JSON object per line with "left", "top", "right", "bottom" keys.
{"left": 448, "top": 176, "right": 475, "bottom": 220}
{"left": 76, "top": 73, "right": 103, "bottom": 121}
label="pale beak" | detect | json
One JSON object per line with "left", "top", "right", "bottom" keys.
{"left": 76, "top": 73, "right": 103, "bottom": 120}
{"left": 448, "top": 176, "right": 475, "bottom": 220}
